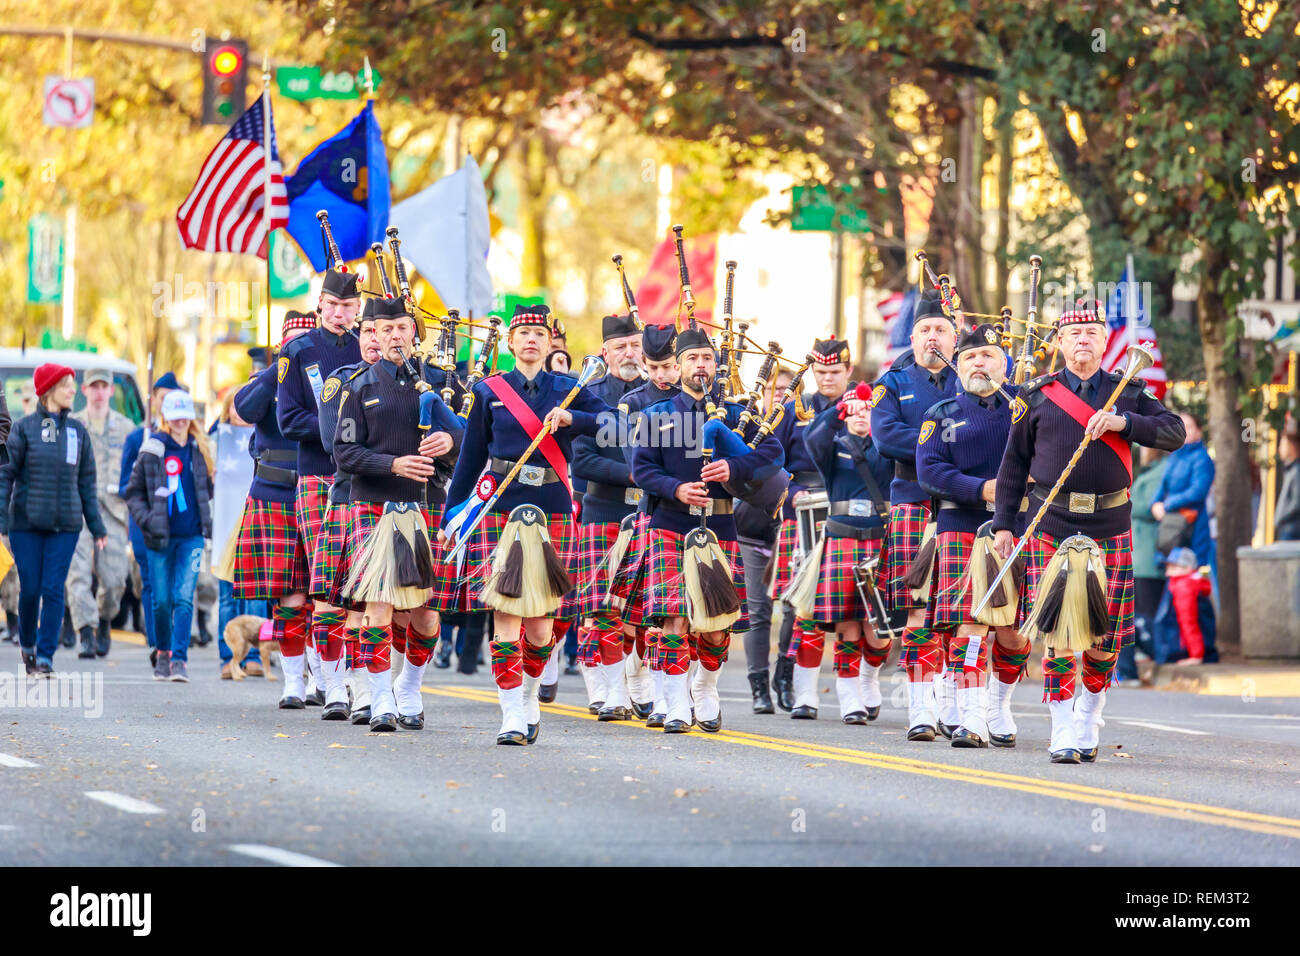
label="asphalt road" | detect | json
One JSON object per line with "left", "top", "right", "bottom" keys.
{"left": 2, "top": 635, "right": 1298, "bottom": 866}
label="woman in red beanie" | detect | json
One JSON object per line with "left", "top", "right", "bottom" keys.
{"left": 0, "top": 365, "right": 108, "bottom": 675}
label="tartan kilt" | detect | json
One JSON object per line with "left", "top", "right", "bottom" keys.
{"left": 343, "top": 502, "right": 450, "bottom": 609}
{"left": 609, "top": 513, "right": 652, "bottom": 630}
{"left": 770, "top": 519, "right": 800, "bottom": 595}
{"left": 422, "top": 503, "right": 459, "bottom": 613}
{"left": 295, "top": 475, "right": 334, "bottom": 581}
{"left": 457, "top": 510, "right": 578, "bottom": 615}
{"left": 925, "top": 531, "right": 977, "bottom": 630}
{"left": 232, "top": 496, "right": 308, "bottom": 600}
{"left": 1019, "top": 530, "right": 1135, "bottom": 652}
{"left": 883, "top": 501, "right": 932, "bottom": 612}
{"left": 575, "top": 520, "right": 623, "bottom": 619}
{"left": 811, "top": 533, "right": 883, "bottom": 626}
{"left": 644, "top": 528, "right": 749, "bottom": 632}
{"left": 309, "top": 501, "right": 349, "bottom": 600}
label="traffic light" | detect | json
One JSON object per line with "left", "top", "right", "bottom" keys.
{"left": 200, "top": 39, "right": 248, "bottom": 125}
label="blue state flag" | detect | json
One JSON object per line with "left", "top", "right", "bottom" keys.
{"left": 284, "top": 101, "right": 390, "bottom": 270}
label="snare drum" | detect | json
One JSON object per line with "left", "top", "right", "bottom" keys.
{"left": 794, "top": 490, "right": 830, "bottom": 563}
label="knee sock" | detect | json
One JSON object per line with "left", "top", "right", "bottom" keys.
{"left": 312, "top": 609, "right": 346, "bottom": 663}
{"left": 593, "top": 615, "right": 624, "bottom": 664}
{"left": 522, "top": 638, "right": 556, "bottom": 678}
{"left": 900, "top": 626, "right": 942, "bottom": 682}
{"left": 992, "top": 638, "right": 1031, "bottom": 684}
{"left": 947, "top": 632, "right": 989, "bottom": 688}
{"left": 644, "top": 629, "right": 661, "bottom": 671}
{"left": 491, "top": 636, "right": 523, "bottom": 689}
{"left": 658, "top": 632, "right": 691, "bottom": 676}
{"left": 344, "top": 626, "right": 361, "bottom": 672}
{"left": 359, "top": 625, "right": 391, "bottom": 673}
{"left": 833, "top": 636, "right": 864, "bottom": 677}
{"left": 1042, "top": 653, "right": 1077, "bottom": 702}
{"left": 405, "top": 626, "right": 439, "bottom": 667}
{"left": 794, "top": 628, "right": 825, "bottom": 668}
{"left": 1081, "top": 653, "right": 1117, "bottom": 694}
{"left": 864, "top": 639, "right": 892, "bottom": 668}
{"left": 576, "top": 624, "right": 600, "bottom": 667}
{"left": 390, "top": 620, "right": 408, "bottom": 657}
{"left": 696, "top": 637, "right": 728, "bottom": 672}
{"left": 274, "top": 604, "right": 309, "bottom": 657}
{"left": 634, "top": 629, "right": 647, "bottom": 661}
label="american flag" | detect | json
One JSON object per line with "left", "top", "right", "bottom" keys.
{"left": 1102, "top": 263, "right": 1167, "bottom": 400}
{"left": 176, "top": 96, "right": 288, "bottom": 258}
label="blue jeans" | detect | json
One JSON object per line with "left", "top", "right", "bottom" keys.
{"left": 129, "top": 522, "right": 155, "bottom": 647}
{"left": 146, "top": 535, "right": 205, "bottom": 662}
{"left": 218, "top": 579, "right": 266, "bottom": 666}
{"left": 10, "top": 530, "right": 81, "bottom": 665}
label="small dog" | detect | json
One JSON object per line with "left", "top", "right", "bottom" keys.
{"left": 225, "top": 615, "right": 276, "bottom": 681}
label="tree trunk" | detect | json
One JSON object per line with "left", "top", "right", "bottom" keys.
{"left": 517, "top": 137, "right": 549, "bottom": 292}
{"left": 1197, "top": 244, "right": 1250, "bottom": 650}
{"left": 993, "top": 115, "right": 1013, "bottom": 310}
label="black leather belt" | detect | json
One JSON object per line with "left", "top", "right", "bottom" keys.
{"left": 939, "top": 497, "right": 1029, "bottom": 513}
{"left": 585, "top": 480, "right": 644, "bottom": 506}
{"left": 792, "top": 471, "right": 823, "bottom": 488}
{"left": 491, "top": 457, "right": 563, "bottom": 487}
{"left": 255, "top": 462, "right": 298, "bottom": 485}
{"left": 260, "top": 449, "right": 298, "bottom": 463}
{"left": 895, "top": 460, "right": 917, "bottom": 481}
{"left": 829, "top": 499, "right": 880, "bottom": 518}
{"left": 1030, "top": 487, "right": 1130, "bottom": 514}
{"left": 825, "top": 518, "right": 883, "bottom": 540}
{"left": 657, "top": 497, "right": 734, "bottom": 517}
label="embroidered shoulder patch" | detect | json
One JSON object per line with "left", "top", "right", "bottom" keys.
{"left": 870, "top": 384, "right": 887, "bottom": 408}
{"left": 321, "top": 377, "right": 341, "bottom": 404}
{"left": 919, "top": 420, "right": 935, "bottom": 444}
{"left": 277, "top": 355, "right": 289, "bottom": 383}
{"left": 1011, "top": 396, "right": 1028, "bottom": 424}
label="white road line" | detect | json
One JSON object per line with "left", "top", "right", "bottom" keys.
{"left": 83, "top": 791, "right": 165, "bottom": 814}
{"left": 1112, "top": 719, "right": 1210, "bottom": 736}
{"left": 1192, "top": 713, "right": 1299, "bottom": 720}
{"left": 0, "top": 753, "right": 38, "bottom": 768}
{"left": 228, "top": 844, "right": 343, "bottom": 867}
{"left": 0, "top": 825, "right": 18, "bottom": 831}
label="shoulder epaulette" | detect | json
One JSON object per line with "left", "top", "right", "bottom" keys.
{"left": 281, "top": 332, "right": 314, "bottom": 360}
{"left": 923, "top": 396, "right": 959, "bottom": 422}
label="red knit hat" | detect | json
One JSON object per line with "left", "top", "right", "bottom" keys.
{"left": 33, "top": 363, "right": 74, "bottom": 398}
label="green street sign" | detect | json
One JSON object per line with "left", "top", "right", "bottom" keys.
{"left": 269, "top": 231, "right": 312, "bottom": 299}
{"left": 277, "top": 66, "right": 382, "bottom": 101}
{"left": 27, "top": 213, "right": 64, "bottom": 304}
{"left": 791, "top": 184, "right": 871, "bottom": 234}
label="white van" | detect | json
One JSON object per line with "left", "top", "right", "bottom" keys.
{"left": 0, "top": 348, "right": 146, "bottom": 425}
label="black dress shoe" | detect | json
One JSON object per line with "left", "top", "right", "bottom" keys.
{"left": 538, "top": 682, "right": 557, "bottom": 703}
{"left": 663, "top": 719, "right": 691, "bottom": 734}
{"left": 1079, "top": 747, "right": 1099, "bottom": 763}
{"left": 60, "top": 624, "right": 76, "bottom": 648}
{"left": 791, "top": 705, "right": 818, "bottom": 720}
{"left": 951, "top": 728, "right": 987, "bottom": 748}
{"left": 842, "top": 711, "right": 870, "bottom": 725}
{"left": 350, "top": 706, "right": 372, "bottom": 725}
{"left": 433, "top": 643, "right": 453, "bottom": 669}
{"left": 525, "top": 723, "right": 539, "bottom": 744}
{"left": 587, "top": 699, "right": 604, "bottom": 715}
{"left": 1050, "top": 748, "right": 1082, "bottom": 764}
{"left": 78, "top": 625, "right": 96, "bottom": 659}
{"left": 279, "top": 696, "right": 306, "bottom": 709}
{"left": 906, "top": 724, "right": 937, "bottom": 741}
{"left": 21, "top": 651, "right": 36, "bottom": 675}
{"left": 938, "top": 721, "right": 957, "bottom": 740}
{"left": 397, "top": 713, "right": 425, "bottom": 731}
{"left": 598, "top": 704, "right": 633, "bottom": 721}
{"left": 305, "top": 688, "right": 326, "bottom": 707}
{"left": 369, "top": 712, "right": 398, "bottom": 732}
{"left": 631, "top": 699, "right": 653, "bottom": 720}
{"left": 33, "top": 661, "right": 54, "bottom": 678}
{"left": 95, "top": 619, "right": 111, "bottom": 657}
{"left": 865, "top": 705, "right": 881, "bottom": 721}
{"left": 989, "top": 732, "right": 1017, "bottom": 748}
{"left": 695, "top": 713, "right": 722, "bottom": 733}
{"left": 772, "top": 658, "right": 795, "bottom": 712}
{"left": 496, "top": 729, "right": 528, "bottom": 745}
{"left": 646, "top": 712, "right": 666, "bottom": 728}
{"left": 748, "top": 670, "right": 775, "bottom": 714}
{"left": 322, "top": 701, "right": 351, "bottom": 721}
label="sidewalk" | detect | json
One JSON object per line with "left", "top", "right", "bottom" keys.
{"left": 1140, "top": 653, "right": 1300, "bottom": 698}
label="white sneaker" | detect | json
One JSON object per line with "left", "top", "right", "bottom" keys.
{"left": 986, "top": 677, "right": 1018, "bottom": 745}
{"left": 1073, "top": 688, "right": 1106, "bottom": 760}
{"left": 1048, "top": 698, "right": 1081, "bottom": 762}
{"left": 906, "top": 680, "right": 937, "bottom": 740}
{"left": 690, "top": 665, "right": 722, "bottom": 728}
{"left": 836, "top": 676, "right": 868, "bottom": 724}
{"left": 497, "top": 684, "right": 528, "bottom": 743}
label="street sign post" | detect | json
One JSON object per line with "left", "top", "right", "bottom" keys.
{"left": 791, "top": 184, "right": 871, "bottom": 233}
{"left": 43, "top": 76, "right": 94, "bottom": 128}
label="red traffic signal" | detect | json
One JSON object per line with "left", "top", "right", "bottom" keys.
{"left": 210, "top": 45, "right": 243, "bottom": 77}
{"left": 200, "top": 38, "right": 248, "bottom": 126}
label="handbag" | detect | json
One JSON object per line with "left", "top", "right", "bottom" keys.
{"left": 1156, "top": 508, "right": 1196, "bottom": 554}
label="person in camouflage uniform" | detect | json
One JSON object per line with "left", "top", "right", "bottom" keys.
{"left": 66, "top": 369, "right": 134, "bottom": 658}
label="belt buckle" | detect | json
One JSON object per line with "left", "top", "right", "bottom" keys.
{"left": 985, "top": 501, "right": 996, "bottom": 512}
{"left": 625, "top": 487, "right": 643, "bottom": 506}
{"left": 848, "top": 500, "right": 871, "bottom": 518}
{"left": 1068, "top": 492, "right": 1096, "bottom": 514}
{"left": 689, "top": 500, "right": 713, "bottom": 517}
{"left": 519, "top": 464, "right": 545, "bottom": 487}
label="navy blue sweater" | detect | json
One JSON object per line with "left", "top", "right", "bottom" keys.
{"left": 869, "top": 352, "right": 958, "bottom": 504}
{"left": 318, "top": 361, "right": 365, "bottom": 506}
{"left": 276, "top": 326, "right": 362, "bottom": 478}
{"left": 773, "top": 389, "right": 843, "bottom": 519}
{"left": 572, "top": 372, "right": 646, "bottom": 524}
{"left": 234, "top": 363, "right": 298, "bottom": 506}
{"left": 803, "top": 404, "right": 892, "bottom": 532}
{"left": 917, "top": 388, "right": 1020, "bottom": 535}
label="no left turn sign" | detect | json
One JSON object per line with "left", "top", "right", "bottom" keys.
{"left": 44, "top": 76, "right": 94, "bottom": 128}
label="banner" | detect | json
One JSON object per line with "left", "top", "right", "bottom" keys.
{"left": 210, "top": 423, "right": 255, "bottom": 575}
{"left": 27, "top": 213, "right": 64, "bottom": 304}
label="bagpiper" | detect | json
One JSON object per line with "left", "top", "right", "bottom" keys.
{"left": 629, "top": 327, "right": 784, "bottom": 733}
{"left": 570, "top": 313, "right": 650, "bottom": 721}
{"left": 231, "top": 310, "right": 318, "bottom": 707}
{"left": 277, "top": 268, "right": 363, "bottom": 705}
{"left": 797, "top": 387, "right": 894, "bottom": 723}
{"left": 992, "top": 301, "right": 1184, "bottom": 762}
{"left": 772, "top": 336, "right": 855, "bottom": 719}
{"left": 442, "top": 303, "right": 609, "bottom": 745}
{"left": 333, "top": 297, "right": 464, "bottom": 731}
{"left": 916, "top": 323, "right": 1029, "bottom": 747}
{"left": 869, "top": 291, "right": 959, "bottom": 740}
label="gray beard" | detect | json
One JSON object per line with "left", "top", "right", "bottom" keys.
{"left": 964, "top": 374, "right": 998, "bottom": 396}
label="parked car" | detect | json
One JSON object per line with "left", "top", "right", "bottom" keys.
{"left": 0, "top": 348, "right": 145, "bottom": 424}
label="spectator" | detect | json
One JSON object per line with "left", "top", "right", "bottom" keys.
{"left": 65, "top": 369, "right": 133, "bottom": 659}
{"left": 1118, "top": 445, "right": 1169, "bottom": 683}
{"left": 1274, "top": 428, "right": 1300, "bottom": 541}
{"left": 120, "top": 371, "right": 181, "bottom": 659}
{"left": 1165, "top": 547, "right": 1216, "bottom": 665}
{"left": 1152, "top": 411, "right": 1215, "bottom": 568}
{"left": 0, "top": 364, "right": 106, "bottom": 676}
{"left": 124, "top": 390, "right": 214, "bottom": 683}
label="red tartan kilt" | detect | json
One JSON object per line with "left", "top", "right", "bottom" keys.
{"left": 343, "top": 502, "right": 450, "bottom": 608}
{"left": 309, "top": 501, "right": 349, "bottom": 600}
{"left": 1019, "top": 530, "right": 1135, "bottom": 652}
{"left": 925, "top": 531, "right": 977, "bottom": 630}
{"left": 232, "top": 496, "right": 308, "bottom": 600}
{"left": 644, "top": 528, "right": 749, "bottom": 631}
{"left": 609, "top": 513, "right": 651, "bottom": 629}
{"left": 575, "top": 521, "right": 623, "bottom": 619}
{"left": 295, "top": 474, "right": 333, "bottom": 583}
{"left": 883, "top": 501, "right": 932, "bottom": 612}
{"left": 811, "top": 533, "right": 883, "bottom": 626}
{"left": 458, "top": 510, "right": 577, "bottom": 615}
{"left": 770, "top": 519, "right": 800, "bottom": 594}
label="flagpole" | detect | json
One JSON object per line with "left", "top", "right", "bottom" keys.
{"left": 262, "top": 55, "right": 274, "bottom": 368}
{"left": 1126, "top": 252, "right": 1138, "bottom": 350}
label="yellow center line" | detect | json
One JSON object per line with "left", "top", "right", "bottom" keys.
{"left": 423, "top": 684, "right": 1300, "bottom": 839}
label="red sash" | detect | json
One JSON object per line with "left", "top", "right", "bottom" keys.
{"left": 1040, "top": 380, "right": 1132, "bottom": 480}
{"left": 483, "top": 376, "right": 573, "bottom": 496}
